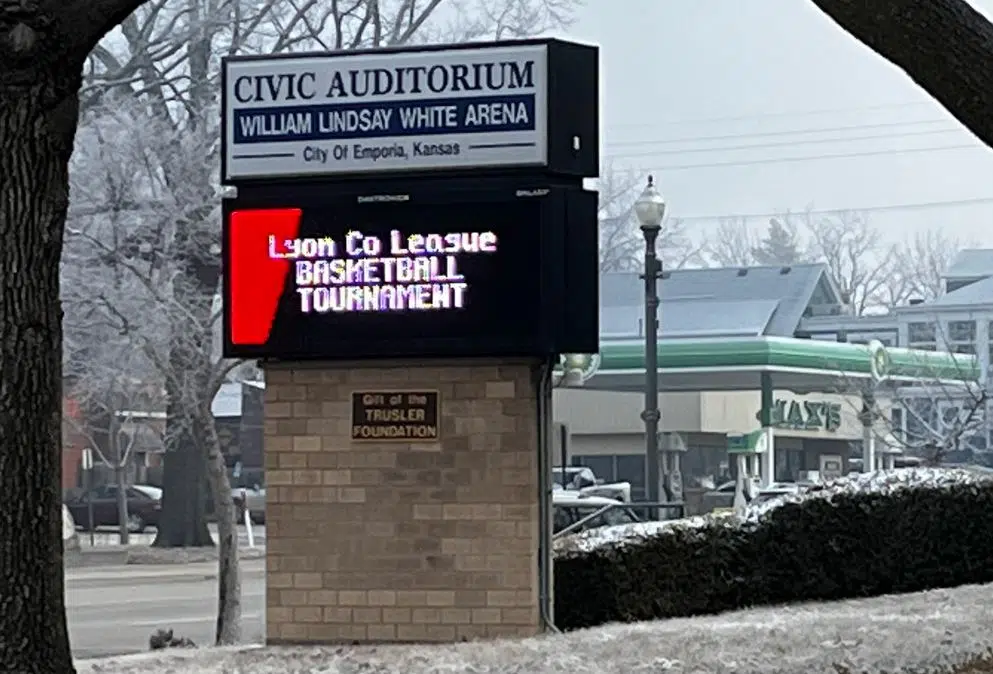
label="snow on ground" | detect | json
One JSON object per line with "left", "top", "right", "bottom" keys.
{"left": 126, "top": 545, "right": 265, "bottom": 565}
{"left": 77, "top": 580, "right": 993, "bottom": 674}
{"left": 556, "top": 468, "right": 993, "bottom": 554}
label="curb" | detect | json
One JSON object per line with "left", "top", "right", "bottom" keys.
{"left": 67, "top": 560, "right": 267, "bottom": 585}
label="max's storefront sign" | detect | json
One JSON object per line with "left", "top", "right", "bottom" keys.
{"left": 768, "top": 398, "right": 843, "bottom": 432}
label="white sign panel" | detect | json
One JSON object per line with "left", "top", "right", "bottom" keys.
{"left": 222, "top": 45, "right": 548, "bottom": 181}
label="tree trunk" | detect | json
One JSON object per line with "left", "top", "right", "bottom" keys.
{"left": 809, "top": 0, "right": 993, "bottom": 149}
{"left": 200, "top": 413, "right": 242, "bottom": 644}
{"left": 152, "top": 241, "right": 220, "bottom": 548}
{"left": 151, "top": 384, "right": 213, "bottom": 547}
{"left": 0, "top": 76, "right": 80, "bottom": 674}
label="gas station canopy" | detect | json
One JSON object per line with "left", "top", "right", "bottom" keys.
{"left": 564, "top": 336, "right": 979, "bottom": 394}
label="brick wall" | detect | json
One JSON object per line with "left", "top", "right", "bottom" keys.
{"left": 263, "top": 361, "right": 541, "bottom": 644}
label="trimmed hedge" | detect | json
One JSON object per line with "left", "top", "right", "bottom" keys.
{"left": 554, "top": 472, "right": 993, "bottom": 631}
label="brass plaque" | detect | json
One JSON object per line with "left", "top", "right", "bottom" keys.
{"left": 351, "top": 390, "right": 440, "bottom": 442}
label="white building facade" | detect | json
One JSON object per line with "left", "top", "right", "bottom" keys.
{"left": 798, "top": 249, "right": 993, "bottom": 458}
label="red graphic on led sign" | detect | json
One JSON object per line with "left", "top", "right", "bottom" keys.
{"left": 228, "top": 208, "right": 302, "bottom": 345}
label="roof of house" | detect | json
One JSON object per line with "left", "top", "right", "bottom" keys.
{"left": 600, "top": 263, "right": 837, "bottom": 338}
{"left": 924, "top": 274, "right": 993, "bottom": 308}
{"left": 944, "top": 249, "right": 993, "bottom": 280}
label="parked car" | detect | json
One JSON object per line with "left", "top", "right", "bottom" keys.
{"left": 63, "top": 483, "right": 162, "bottom": 533}
{"left": 552, "top": 466, "right": 599, "bottom": 490}
{"left": 702, "top": 476, "right": 769, "bottom": 513}
{"left": 553, "top": 490, "right": 641, "bottom": 535}
{"left": 750, "top": 481, "right": 807, "bottom": 506}
{"left": 701, "top": 480, "right": 738, "bottom": 512}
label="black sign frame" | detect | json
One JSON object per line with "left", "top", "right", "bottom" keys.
{"left": 222, "top": 176, "right": 598, "bottom": 361}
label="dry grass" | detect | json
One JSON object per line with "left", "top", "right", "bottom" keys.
{"left": 75, "top": 580, "right": 993, "bottom": 673}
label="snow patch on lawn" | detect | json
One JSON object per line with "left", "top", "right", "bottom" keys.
{"left": 76, "top": 581, "right": 993, "bottom": 674}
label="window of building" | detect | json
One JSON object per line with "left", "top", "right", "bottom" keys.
{"left": 908, "top": 322, "right": 937, "bottom": 351}
{"left": 615, "top": 455, "right": 647, "bottom": 501}
{"left": 902, "top": 398, "right": 936, "bottom": 445}
{"left": 774, "top": 447, "right": 805, "bottom": 482}
{"left": 890, "top": 407, "right": 904, "bottom": 442}
{"left": 937, "top": 400, "right": 988, "bottom": 452}
{"left": 948, "top": 320, "right": 977, "bottom": 354}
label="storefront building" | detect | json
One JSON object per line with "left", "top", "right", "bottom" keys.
{"left": 553, "top": 388, "right": 879, "bottom": 499}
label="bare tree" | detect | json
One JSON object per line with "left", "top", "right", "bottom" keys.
{"left": 63, "top": 350, "right": 163, "bottom": 545}
{"left": 800, "top": 210, "right": 894, "bottom": 315}
{"left": 890, "top": 384, "right": 989, "bottom": 466}
{"left": 706, "top": 217, "right": 758, "bottom": 267}
{"left": 892, "top": 230, "right": 974, "bottom": 304}
{"left": 1, "top": 2, "right": 152, "bottom": 669}
{"left": 66, "top": 96, "right": 249, "bottom": 643}
{"left": 597, "top": 163, "right": 642, "bottom": 272}
{"left": 597, "top": 165, "right": 703, "bottom": 271}
{"left": 808, "top": 0, "right": 993, "bottom": 150}
{"left": 863, "top": 366, "right": 988, "bottom": 468}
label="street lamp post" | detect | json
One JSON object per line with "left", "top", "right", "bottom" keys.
{"left": 634, "top": 176, "right": 666, "bottom": 517}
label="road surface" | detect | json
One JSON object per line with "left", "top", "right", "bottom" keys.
{"left": 67, "top": 560, "right": 265, "bottom": 659}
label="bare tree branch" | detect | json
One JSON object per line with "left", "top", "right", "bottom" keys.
{"left": 706, "top": 217, "right": 757, "bottom": 267}
{"left": 892, "top": 229, "right": 976, "bottom": 303}
{"left": 802, "top": 210, "right": 892, "bottom": 315}
{"left": 596, "top": 164, "right": 703, "bottom": 272}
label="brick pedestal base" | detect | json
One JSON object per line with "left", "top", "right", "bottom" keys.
{"left": 263, "top": 361, "right": 541, "bottom": 643}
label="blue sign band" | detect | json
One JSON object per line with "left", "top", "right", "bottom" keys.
{"left": 232, "top": 94, "right": 536, "bottom": 144}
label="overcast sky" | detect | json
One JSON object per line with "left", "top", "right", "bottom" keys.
{"left": 555, "top": 0, "right": 993, "bottom": 248}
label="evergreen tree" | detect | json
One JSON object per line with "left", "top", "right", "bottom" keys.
{"left": 752, "top": 218, "right": 806, "bottom": 265}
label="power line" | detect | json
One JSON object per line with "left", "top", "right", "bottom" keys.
{"left": 628, "top": 142, "right": 985, "bottom": 172}
{"left": 603, "top": 119, "right": 952, "bottom": 149}
{"left": 609, "top": 101, "right": 935, "bottom": 128}
{"left": 606, "top": 128, "right": 958, "bottom": 159}
{"left": 677, "top": 196, "right": 993, "bottom": 222}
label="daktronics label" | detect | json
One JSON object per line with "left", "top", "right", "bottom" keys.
{"left": 221, "top": 44, "right": 548, "bottom": 180}
{"left": 272, "top": 230, "right": 498, "bottom": 313}
{"left": 223, "top": 199, "right": 543, "bottom": 358}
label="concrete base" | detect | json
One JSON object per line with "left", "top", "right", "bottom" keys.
{"left": 263, "top": 361, "right": 541, "bottom": 643}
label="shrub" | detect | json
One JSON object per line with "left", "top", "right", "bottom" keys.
{"left": 554, "top": 468, "right": 993, "bottom": 631}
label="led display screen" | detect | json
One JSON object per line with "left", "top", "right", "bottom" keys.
{"left": 223, "top": 194, "right": 548, "bottom": 359}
